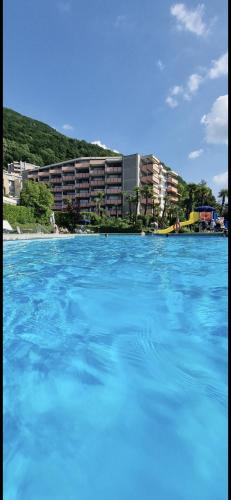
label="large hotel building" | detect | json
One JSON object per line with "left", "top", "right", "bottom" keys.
{"left": 17, "top": 154, "right": 179, "bottom": 216}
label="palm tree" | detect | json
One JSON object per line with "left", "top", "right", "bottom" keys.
{"left": 124, "top": 191, "right": 135, "bottom": 221}
{"left": 197, "top": 180, "right": 212, "bottom": 206}
{"left": 218, "top": 188, "right": 228, "bottom": 214}
{"left": 168, "top": 203, "right": 179, "bottom": 225}
{"left": 152, "top": 200, "right": 161, "bottom": 220}
{"left": 133, "top": 186, "right": 141, "bottom": 220}
{"left": 185, "top": 184, "right": 196, "bottom": 217}
{"left": 95, "top": 191, "right": 104, "bottom": 216}
{"left": 141, "top": 185, "right": 153, "bottom": 216}
{"left": 112, "top": 204, "right": 119, "bottom": 218}
{"left": 161, "top": 193, "right": 171, "bottom": 226}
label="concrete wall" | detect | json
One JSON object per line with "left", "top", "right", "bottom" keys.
{"left": 3, "top": 196, "right": 19, "bottom": 205}
{"left": 122, "top": 154, "right": 140, "bottom": 215}
{"left": 3, "top": 171, "right": 22, "bottom": 198}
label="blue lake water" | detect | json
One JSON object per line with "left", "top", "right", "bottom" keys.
{"left": 3, "top": 236, "right": 228, "bottom": 500}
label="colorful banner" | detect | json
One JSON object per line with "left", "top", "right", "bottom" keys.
{"left": 199, "top": 212, "right": 212, "bottom": 222}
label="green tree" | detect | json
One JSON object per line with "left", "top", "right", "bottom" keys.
{"left": 124, "top": 191, "right": 136, "bottom": 221}
{"left": 65, "top": 198, "right": 81, "bottom": 231}
{"left": 133, "top": 186, "right": 141, "bottom": 220}
{"left": 218, "top": 188, "right": 228, "bottom": 214}
{"left": 3, "top": 107, "right": 119, "bottom": 169}
{"left": 141, "top": 185, "right": 153, "bottom": 216}
{"left": 20, "top": 180, "right": 54, "bottom": 221}
{"left": 161, "top": 193, "right": 171, "bottom": 226}
{"left": 95, "top": 191, "right": 105, "bottom": 216}
{"left": 152, "top": 199, "right": 161, "bottom": 220}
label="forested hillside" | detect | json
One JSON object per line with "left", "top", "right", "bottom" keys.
{"left": 3, "top": 108, "right": 119, "bottom": 169}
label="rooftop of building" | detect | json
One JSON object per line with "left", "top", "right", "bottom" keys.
{"left": 3, "top": 170, "right": 22, "bottom": 179}
{"left": 27, "top": 156, "right": 123, "bottom": 172}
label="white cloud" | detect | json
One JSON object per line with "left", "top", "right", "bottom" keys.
{"left": 91, "top": 140, "right": 119, "bottom": 153}
{"left": 188, "top": 148, "right": 203, "bottom": 159}
{"left": 208, "top": 52, "right": 228, "bottom": 79}
{"left": 171, "top": 85, "right": 183, "bottom": 95}
{"left": 166, "top": 51, "right": 228, "bottom": 107}
{"left": 157, "top": 60, "right": 165, "bottom": 71}
{"left": 187, "top": 73, "right": 203, "bottom": 94}
{"left": 166, "top": 96, "right": 179, "bottom": 108}
{"left": 165, "top": 86, "right": 182, "bottom": 108}
{"left": 201, "top": 95, "right": 228, "bottom": 145}
{"left": 62, "top": 123, "right": 74, "bottom": 131}
{"left": 170, "top": 3, "right": 208, "bottom": 36}
{"left": 58, "top": 2, "right": 71, "bottom": 13}
{"left": 212, "top": 171, "right": 228, "bottom": 187}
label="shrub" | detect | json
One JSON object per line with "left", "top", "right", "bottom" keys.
{"left": 3, "top": 204, "right": 36, "bottom": 225}
{"left": 178, "top": 227, "right": 192, "bottom": 233}
{"left": 98, "top": 226, "right": 141, "bottom": 233}
{"left": 20, "top": 180, "right": 54, "bottom": 222}
{"left": 54, "top": 211, "right": 73, "bottom": 230}
{"left": 80, "top": 212, "right": 101, "bottom": 225}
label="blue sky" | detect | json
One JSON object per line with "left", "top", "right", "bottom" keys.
{"left": 4, "top": 0, "right": 228, "bottom": 195}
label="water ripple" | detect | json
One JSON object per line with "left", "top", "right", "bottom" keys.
{"left": 3, "top": 236, "right": 228, "bottom": 500}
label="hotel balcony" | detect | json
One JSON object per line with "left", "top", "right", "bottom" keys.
{"left": 50, "top": 177, "right": 63, "bottom": 183}
{"left": 105, "top": 166, "right": 122, "bottom": 174}
{"left": 106, "top": 188, "right": 122, "bottom": 194}
{"left": 52, "top": 186, "right": 63, "bottom": 192}
{"left": 90, "top": 179, "right": 106, "bottom": 186}
{"left": 90, "top": 169, "right": 105, "bottom": 176}
{"left": 62, "top": 175, "right": 75, "bottom": 181}
{"left": 62, "top": 166, "right": 75, "bottom": 173}
{"left": 140, "top": 175, "right": 155, "bottom": 184}
{"left": 90, "top": 159, "right": 106, "bottom": 166}
{"left": 140, "top": 197, "right": 157, "bottom": 205}
{"left": 49, "top": 168, "right": 62, "bottom": 175}
{"left": 75, "top": 162, "right": 90, "bottom": 169}
{"left": 153, "top": 175, "right": 159, "bottom": 185}
{"left": 76, "top": 192, "right": 90, "bottom": 198}
{"left": 76, "top": 172, "right": 90, "bottom": 179}
{"left": 167, "top": 186, "right": 178, "bottom": 195}
{"left": 153, "top": 187, "right": 160, "bottom": 196}
{"left": 80, "top": 201, "right": 92, "bottom": 207}
{"left": 106, "top": 177, "right": 122, "bottom": 184}
{"left": 153, "top": 165, "right": 160, "bottom": 175}
{"left": 62, "top": 193, "right": 75, "bottom": 199}
{"left": 140, "top": 164, "right": 154, "bottom": 174}
{"left": 90, "top": 189, "right": 105, "bottom": 196}
{"left": 62, "top": 184, "right": 76, "bottom": 191}
{"left": 90, "top": 200, "right": 105, "bottom": 207}
{"left": 38, "top": 170, "right": 49, "bottom": 176}
{"left": 105, "top": 199, "right": 122, "bottom": 205}
{"left": 169, "top": 195, "right": 179, "bottom": 203}
{"left": 76, "top": 182, "right": 90, "bottom": 188}
{"left": 167, "top": 176, "right": 178, "bottom": 186}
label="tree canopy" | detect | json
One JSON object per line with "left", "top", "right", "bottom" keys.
{"left": 3, "top": 108, "right": 119, "bottom": 169}
{"left": 20, "top": 181, "right": 54, "bottom": 221}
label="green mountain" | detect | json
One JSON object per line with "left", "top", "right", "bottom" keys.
{"left": 3, "top": 108, "right": 119, "bottom": 169}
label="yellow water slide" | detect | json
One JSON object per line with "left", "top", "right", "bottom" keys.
{"left": 155, "top": 211, "right": 199, "bottom": 234}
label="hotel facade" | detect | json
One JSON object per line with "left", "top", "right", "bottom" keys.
{"left": 23, "top": 154, "right": 179, "bottom": 216}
